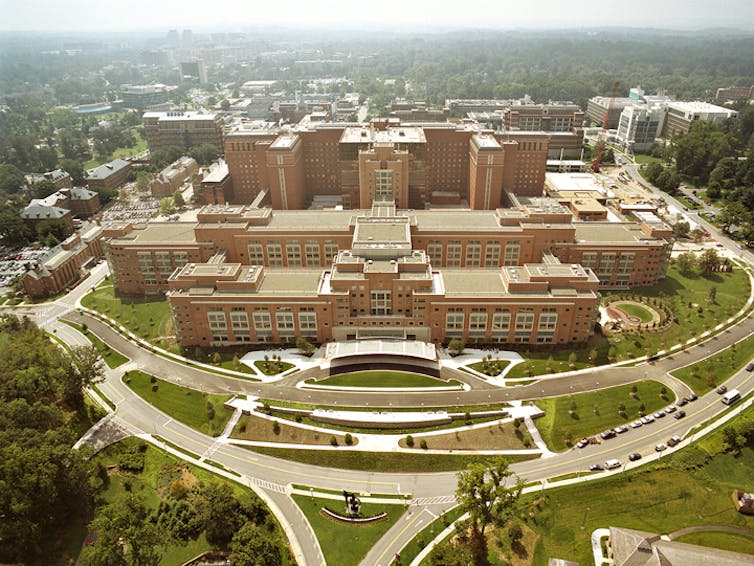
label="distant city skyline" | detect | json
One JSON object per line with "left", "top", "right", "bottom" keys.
{"left": 2, "top": 0, "right": 754, "bottom": 32}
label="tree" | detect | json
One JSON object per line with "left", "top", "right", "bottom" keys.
{"left": 717, "top": 200, "right": 749, "bottom": 234}
{"left": 159, "top": 196, "right": 176, "bottom": 216}
{"left": 707, "top": 286, "right": 718, "bottom": 303}
{"left": 447, "top": 338, "right": 464, "bottom": 355}
{"left": 229, "top": 523, "right": 282, "bottom": 566}
{"left": 220, "top": 99, "right": 231, "bottom": 111}
{"left": 697, "top": 248, "right": 720, "bottom": 276}
{"left": 672, "top": 221, "right": 690, "bottom": 239}
{"left": 64, "top": 344, "right": 105, "bottom": 409}
{"left": 455, "top": 457, "right": 522, "bottom": 539}
{"left": 36, "top": 218, "right": 74, "bottom": 246}
{"left": 296, "top": 337, "right": 315, "bottom": 356}
{"left": 0, "top": 163, "right": 25, "bottom": 195}
{"left": 188, "top": 143, "right": 220, "bottom": 166}
{"left": 78, "top": 493, "right": 161, "bottom": 566}
{"left": 173, "top": 190, "right": 185, "bottom": 208}
{"left": 0, "top": 206, "right": 32, "bottom": 246}
{"left": 34, "top": 179, "right": 59, "bottom": 199}
{"left": 675, "top": 252, "right": 697, "bottom": 276}
{"left": 195, "top": 482, "right": 247, "bottom": 546}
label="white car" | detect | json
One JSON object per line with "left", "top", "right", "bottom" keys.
{"left": 655, "top": 443, "right": 667, "bottom": 452}
{"left": 640, "top": 415, "right": 655, "bottom": 424}
{"left": 630, "top": 420, "right": 643, "bottom": 428}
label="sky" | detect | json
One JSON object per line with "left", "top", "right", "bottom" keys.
{"left": 2, "top": 0, "right": 754, "bottom": 32}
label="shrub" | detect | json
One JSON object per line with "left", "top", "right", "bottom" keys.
{"left": 150, "top": 375, "right": 157, "bottom": 384}
{"left": 405, "top": 435, "right": 415, "bottom": 447}
{"left": 294, "top": 413, "right": 303, "bottom": 423}
{"left": 330, "top": 436, "right": 338, "bottom": 447}
{"left": 152, "top": 384, "right": 158, "bottom": 392}
{"left": 272, "top": 421, "right": 281, "bottom": 435}
{"left": 420, "top": 439, "right": 428, "bottom": 450}
{"left": 345, "top": 433, "right": 353, "bottom": 445}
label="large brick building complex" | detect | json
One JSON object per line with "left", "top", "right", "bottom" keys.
{"left": 105, "top": 195, "right": 671, "bottom": 347}
{"left": 223, "top": 120, "right": 548, "bottom": 210}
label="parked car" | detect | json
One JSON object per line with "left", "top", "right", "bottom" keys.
{"left": 676, "top": 398, "right": 688, "bottom": 407}
{"left": 600, "top": 429, "right": 617, "bottom": 440}
{"left": 746, "top": 362, "right": 754, "bottom": 372}
{"left": 716, "top": 385, "right": 728, "bottom": 395}
{"left": 664, "top": 405, "right": 677, "bottom": 414}
{"left": 674, "top": 410, "right": 687, "bottom": 419}
{"left": 613, "top": 425, "right": 629, "bottom": 434}
{"left": 577, "top": 437, "right": 590, "bottom": 448}
{"left": 686, "top": 393, "right": 698, "bottom": 402}
{"left": 667, "top": 435, "right": 682, "bottom": 447}
{"left": 653, "top": 410, "right": 666, "bottom": 418}
{"left": 655, "top": 443, "right": 667, "bottom": 452}
{"left": 630, "top": 420, "right": 643, "bottom": 428}
{"left": 628, "top": 453, "right": 642, "bottom": 461}
{"left": 589, "top": 463, "right": 604, "bottom": 471}
{"left": 640, "top": 415, "right": 655, "bottom": 424}
{"left": 604, "top": 459, "right": 621, "bottom": 470}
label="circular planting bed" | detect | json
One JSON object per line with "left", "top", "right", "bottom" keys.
{"left": 602, "top": 298, "right": 667, "bottom": 334}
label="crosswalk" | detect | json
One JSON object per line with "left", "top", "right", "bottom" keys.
{"left": 413, "top": 495, "right": 456, "bottom": 506}
{"left": 252, "top": 478, "right": 287, "bottom": 493}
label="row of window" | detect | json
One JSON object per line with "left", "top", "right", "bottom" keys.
{"left": 247, "top": 240, "right": 339, "bottom": 267}
{"left": 446, "top": 308, "right": 558, "bottom": 341}
{"left": 427, "top": 240, "right": 521, "bottom": 267}
{"left": 204, "top": 307, "right": 317, "bottom": 341}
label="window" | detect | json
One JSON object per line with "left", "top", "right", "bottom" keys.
{"left": 230, "top": 307, "right": 250, "bottom": 341}
{"left": 370, "top": 291, "right": 392, "bottom": 316}
{"left": 375, "top": 169, "right": 393, "bottom": 201}
{"left": 324, "top": 240, "right": 339, "bottom": 264}
{"left": 427, "top": 241, "right": 443, "bottom": 265}
{"left": 247, "top": 241, "right": 264, "bottom": 265}
{"left": 447, "top": 241, "right": 462, "bottom": 267}
{"left": 599, "top": 253, "right": 616, "bottom": 276}
{"left": 155, "top": 251, "right": 172, "bottom": 277}
{"left": 466, "top": 241, "right": 481, "bottom": 267}
{"left": 286, "top": 241, "right": 302, "bottom": 267}
{"left": 617, "top": 253, "right": 635, "bottom": 274}
{"left": 469, "top": 310, "right": 488, "bottom": 340}
{"left": 485, "top": 242, "right": 500, "bottom": 267}
{"left": 491, "top": 309, "right": 511, "bottom": 342}
{"left": 537, "top": 308, "right": 557, "bottom": 343}
{"left": 253, "top": 308, "right": 272, "bottom": 339}
{"left": 298, "top": 308, "right": 317, "bottom": 337}
{"left": 304, "top": 241, "right": 321, "bottom": 267}
{"left": 267, "top": 241, "right": 283, "bottom": 267}
{"left": 514, "top": 309, "right": 534, "bottom": 343}
{"left": 207, "top": 308, "right": 228, "bottom": 341}
{"left": 445, "top": 308, "right": 464, "bottom": 337}
{"left": 173, "top": 251, "right": 188, "bottom": 268}
{"left": 581, "top": 252, "right": 597, "bottom": 269}
{"left": 276, "top": 308, "right": 295, "bottom": 338}
{"left": 504, "top": 241, "right": 520, "bottom": 266}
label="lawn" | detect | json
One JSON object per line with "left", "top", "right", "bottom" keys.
{"left": 614, "top": 302, "right": 654, "bottom": 324}
{"left": 533, "top": 380, "right": 670, "bottom": 451}
{"left": 312, "top": 370, "right": 459, "bottom": 388}
{"left": 674, "top": 531, "right": 754, "bottom": 554}
{"left": 468, "top": 359, "right": 511, "bottom": 376}
{"left": 62, "top": 320, "right": 128, "bottom": 368}
{"left": 232, "top": 414, "right": 354, "bottom": 445}
{"left": 293, "top": 494, "right": 405, "bottom": 566}
{"left": 633, "top": 154, "right": 663, "bottom": 165}
{"left": 521, "top": 407, "right": 754, "bottom": 566}
{"left": 81, "top": 285, "right": 174, "bottom": 348}
{"left": 123, "top": 371, "right": 233, "bottom": 436}
{"left": 671, "top": 329, "right": 754, "bottom": 395}
{"left": 253, "top": 359, "right": 295, "bottom": 375}
{"left": 398, "top": 506, "right": 466, "bottom": 565}
{"left": 246, "top": 447, "right": 537, "bottom": 472}
{"left": 83, "top": 129, "right": 148, "bottom": 170}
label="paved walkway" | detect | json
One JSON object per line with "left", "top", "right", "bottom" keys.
{"left": 668, "top": 524, "right": 754, "bottom": 540}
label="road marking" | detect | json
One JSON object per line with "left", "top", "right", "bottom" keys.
{"left": 374, "top": 507, "right": 429, "bottom": 566}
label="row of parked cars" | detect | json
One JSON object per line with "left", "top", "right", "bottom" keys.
{"left": 589, "top": 434, "right": 683, "bottom": 471}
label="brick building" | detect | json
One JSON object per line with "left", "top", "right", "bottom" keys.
{"left": 224, "top": 120, "right": 548, "bottom": 210}
{"left": 150, "top": 156, "right": 198, "bottom": 198}
{"left": 105, "top": 192, "right": 671, "bottom": 348}
{"left": 143, "top": 111, "right": 224, "bottom": 153}
{"left": 86, "top": 158, "right": 132, "bottom": 189}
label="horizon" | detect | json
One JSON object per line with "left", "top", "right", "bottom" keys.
{"left": 2, "top": 0, "right": 754, "bottom": 33}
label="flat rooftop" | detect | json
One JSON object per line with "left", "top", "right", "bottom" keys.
{"left": 340, "top": 126, "right": 426, "bottom": 144}
{"left": 442, "top": 269, "right": 506, "bottom": 297}
{"left": 546, "top": 172, "right": 606, "bottom": 195}
{"left": 573, "top": 223, "right": 657, "bottom": 243}
{"left": 112, "top": 222, "right": 198, "bottom": 245}
{"left": 411, "top": 210, "right": 505, "bottom": 231}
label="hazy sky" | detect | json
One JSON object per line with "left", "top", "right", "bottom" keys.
{"left": 2, "top": 0, "right": 754, "bottom": 31}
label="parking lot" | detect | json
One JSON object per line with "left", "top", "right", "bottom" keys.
{"left": 0, "top": 246, "right": 50, "bottom": 294}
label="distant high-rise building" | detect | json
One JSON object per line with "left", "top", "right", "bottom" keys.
{"left": 180, "top": 60, "right": 207, "bottom": 84}
{"left": 166, "top": 29, "right": 179, "bottom": 49}
{"left": 181, "top": 29, "right": 193, "bottom": 49}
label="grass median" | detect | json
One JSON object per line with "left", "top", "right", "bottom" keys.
{"left": 123, "top": 371, "right": 232, "bottom": 436}
{"left": 292, "top": 494, "right": 404, "bottom": 565}
{"left": 533, "top": 380, "right": 669, "bottom": 451}
{"left": 62, "top": 320, "right": 128, "bottom": 368}
{"left": 311, "top": 370, "right": 460, "bottom": 388}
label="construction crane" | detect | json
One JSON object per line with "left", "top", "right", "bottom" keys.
{"left": 592, "top": 80, "right": 620, "bottom": 173}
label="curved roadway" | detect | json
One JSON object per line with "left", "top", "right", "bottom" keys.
{"left": 6, "top": 261, "right": 754, "bottom": 565}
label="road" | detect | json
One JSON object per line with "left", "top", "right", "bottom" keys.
{"left": 6, "top": 259, "right": 754, "bottom": 565}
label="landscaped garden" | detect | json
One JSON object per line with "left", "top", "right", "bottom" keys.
{"left": 534, "top": 380, "right": 670, "bottom": 451}
{"left": 292, "top": 494, "right": 404, "bottom": 565}
{"left": 232, "top": 414, "right": 355, "bottom": 446}
{"left": 123, "top": 371, "right": 233, "bottom": 436}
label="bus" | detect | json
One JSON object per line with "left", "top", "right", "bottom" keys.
{"left": 722, "top": 389, "right": 741, "bottom": 405}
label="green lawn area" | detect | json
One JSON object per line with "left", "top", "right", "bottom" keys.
{"left": 398, "top": 506, "right": 465, "bottom": 565}
{"left": 292, "top": 494, "right": 405, "bottom": 565}
{"left": 633, "top": 154, "right": 663, "bottom": 165}
{"left": 614, "top": 302, "right": 654, "bottom": 324}
{"left": 123, "top": 371, "right": 232, "bottom": 436}
{"left": 523, "top": 406, "right": 754, "bottom": 566}
{"left": 601, "top": 264, "right": 750, "bottom": 363}
{"left": 506, "top": 352, "right": 591, "bottom": 378}
{"left": 674, "top": 531, "right": 754, "bottom": 554}
{"left": 671, "top": 330, "right": 754, "bottom": 395}
{"left": 534, "top": 381, "right": 670, "bottom": 451}
{"left": 253, "top": 359, "right": 295, "bottom": 375}
{"left": 246, "top": 447, "right": 537, "bottom": 472}
{"left": 312, "top": 370, "right": 459, "bottom": 388}
{"left": 83, "top": 128, "right": 147, "bottom": 170}
{"left": 81, "top": 285, "right": 174, "bottom": 348}
{"left": 62, "top": 320, "right": 128, "bottom": 368}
